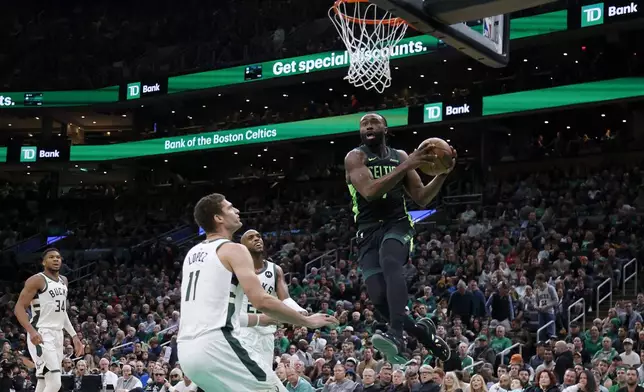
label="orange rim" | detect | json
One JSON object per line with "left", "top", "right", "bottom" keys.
{"left": 331, "top": 0, "right": 408, "bottom": 26}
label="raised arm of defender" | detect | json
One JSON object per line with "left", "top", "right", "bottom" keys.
{"left": 220, "top": 243, "right": 337, "bottom": 329}
{"left": 345, "top": 145, "right": 436, "bottom": 201}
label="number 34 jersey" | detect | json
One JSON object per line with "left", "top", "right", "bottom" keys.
{"left": 178, "top": 238, "right": 246, "bottom": 342}
{"left": 30, "top": 273, "right": 68, "bottom": 330}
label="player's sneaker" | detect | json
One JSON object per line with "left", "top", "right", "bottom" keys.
{"left": 416, "top": 319, "right": 451, "bottom": 362}
{"left": 372, "top": 332, "right": 407, "bottom": 365}
{"left": 430, "top": 335, "right": 451, "bottom": 362}
{"left": 417, "top": 318, "right": 436, "bottom": 336}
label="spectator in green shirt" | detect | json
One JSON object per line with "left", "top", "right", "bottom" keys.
{"left": 303, "top": 279, "right": 319, "bottom": 298}
{"left": 417, "top": 286, "right": 437, "bottom": 313}
{"left": 457, "top": 342, "right": 474, "bottom": 374}
{"left": 608, "top": 366, "right": 628, "bottom": 392}
{"left": 275, "top": 329, "right": 290, "bottom": 354}
{"left": 289, "top": 278, "right": 305, "bottom": 298}
{"left": 318, "top": 301, "right": 335, "bottom": 316}
{"left": 490, "top": 325, "right": 513, "bottom": 353}
{"left": 584, "top": 326, "right": 603, "bottom": 357}
{"left": 593, "top": 337, "right": 618, "bottom": 363}
{"left": 414, "top": 303, "right": 434, "bottom": 323}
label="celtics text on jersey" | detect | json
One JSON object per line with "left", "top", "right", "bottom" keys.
{"left": 347, "top": 145, "right": 411, "bottom": 226}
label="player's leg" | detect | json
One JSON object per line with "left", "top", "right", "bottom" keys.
{"left": 240, "top": 329, "right": 274, "bottom": 372}
{"left": 27, "top": 334, "right": 47, "bottom": 392}
{"left": 378, "top": 237, "right": 410, "bottom": 337}
{"left": 357, "top": 225, "right": 408, "bottom": 363}
{"left": 260, "top": 335, "right": 276, "bottom": 371}
{"left": 357, "top": 226, "right": 390, "bottom": 320}
{"left": 378, "top": 223, "right": 451, "bottom": 361}
{"left": 39, "top": 330, "right": 62, "bottom": 392}
{"left": 179, "top": 331, "right": 285, "bottom": 392}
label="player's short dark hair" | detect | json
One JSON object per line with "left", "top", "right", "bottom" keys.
{"left": 535, "top": 273, "right": 546, "bottom": 282}
{"left": 41, "top": 248, "right": 60, "bottom": 261}
{"left": 194, "top": 193, "right": 226, "bottom": 234}
{"left": 362, "top": 112, "right": 388, "bottom": 127}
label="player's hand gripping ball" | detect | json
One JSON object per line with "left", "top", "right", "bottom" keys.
{"left": 417, "top": 137, "right": 456, "bottom": 176}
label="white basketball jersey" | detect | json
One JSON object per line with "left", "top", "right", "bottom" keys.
{"left": 30, "top": 273, "right": 68, "bottom": 330}
{"left": 178, "top": 238, "right": 245, "bottom": 342}
{"left": 240, "top": 260, "right": 278, "bottom": 335}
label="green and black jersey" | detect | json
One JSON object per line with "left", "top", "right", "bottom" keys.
{"left": 347, "top": 145, "right": 411, "bottom": 227}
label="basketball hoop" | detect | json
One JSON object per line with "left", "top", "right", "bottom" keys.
{"left": 329, "top": 0, "right": 409, "bottom": 94}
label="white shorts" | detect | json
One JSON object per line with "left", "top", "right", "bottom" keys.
{"left": 239, "top": 327, "right": 275, "bottom": 370}
{"left": 178, "top": 329, "right": 286, "bottom": 392}
{"left": 27, "top": 328, "right": 64, "bottom": 378}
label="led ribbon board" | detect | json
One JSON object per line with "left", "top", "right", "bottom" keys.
{"left": 167, "top": 11, "right": 568, "bottom": 93}
{"left": 69, "top": 108, "right": 409, "bottom": 161}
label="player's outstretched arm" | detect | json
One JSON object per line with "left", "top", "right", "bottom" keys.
{"left": 241, "top": 313, "right": 276, "bottom": 328}
{"left": 400, "top": 148, "right": 455, "bottom": 207}
{"left": 221, "top": 243, "right": 336, "bottom": 328}
{"left": 275, "top": 265, "right": 307, "bottom": 315}
{"left": 14, "top": 275, "right": 44, "bottom": 340}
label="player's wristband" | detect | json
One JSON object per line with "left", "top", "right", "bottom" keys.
{"left": 283, "top": 298, "right": 306, "bottom": 313}
{"left": 239, "top": 314, "right": 249, "bottom": 327}
{"left": 254, "top": 316, "right": 260, "bottom": 327}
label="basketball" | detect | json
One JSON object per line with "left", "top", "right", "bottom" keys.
{"left": 417, "top": 138, "right": 454, "bottom": 176}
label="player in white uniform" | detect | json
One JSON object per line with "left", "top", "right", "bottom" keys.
{"left": 14, "top": 248, "right": 83, "bottom": 392}
{"left": 239, "top": 229, "right": 308, "bottom": 368}
{"left": 177, "top": 193, "right": 338, "bottom": 392}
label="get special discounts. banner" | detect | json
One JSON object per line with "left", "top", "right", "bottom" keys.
{"left": 166, "top": 11, "right": 567, "bottom": 93}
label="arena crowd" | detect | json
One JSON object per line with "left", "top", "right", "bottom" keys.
{"left": 0, "top": 156, "right": 643, "bottom": 392}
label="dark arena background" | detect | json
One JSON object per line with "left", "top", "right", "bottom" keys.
{"left": 1, "top": 0, "right": 644, "bottom": 391}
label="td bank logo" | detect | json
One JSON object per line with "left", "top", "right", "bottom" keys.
{"left": 127, "top": 82, "right": 162, "bottom": 100}
{"left": 20, "top": 147, "right": 37, "bottom": 162}
{"left": 127, "top": 82, "right": 141, "bottom": 100}
{"left": 424, "top": 103, "right": 443, "bottom": 123}
{"left": 582, "top": 3, "right": 604, "bottom": 26}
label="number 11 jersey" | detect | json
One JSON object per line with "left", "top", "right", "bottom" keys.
{"left": 178, "top": 238, "right": 245, "bottom": 342}
{"left": 30, "top": 273, "right": 68, "bottom": 330}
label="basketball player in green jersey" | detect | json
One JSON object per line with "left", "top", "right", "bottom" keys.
{"left": 345, "top": 113, "right": 454, "bottom": 363}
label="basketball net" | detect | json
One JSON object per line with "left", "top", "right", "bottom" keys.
{"left": 329, "top": 0, "right": 408, "bottom": 94}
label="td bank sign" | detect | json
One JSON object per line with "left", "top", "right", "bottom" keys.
{"left": 20, "top": 146, "right": 61, "bottom": 162}
{"left": 581, "top": 2, "right": 639, "bottom": 27}
{"left": 126, "top": 82, "right": 162, "bottom": 100}
{"left": 423, "top": 102, "right": 471, "bottom": 123}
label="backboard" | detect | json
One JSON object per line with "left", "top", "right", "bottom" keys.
{"left": 368, "top": 0, "right": 558, "bottom": 67}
